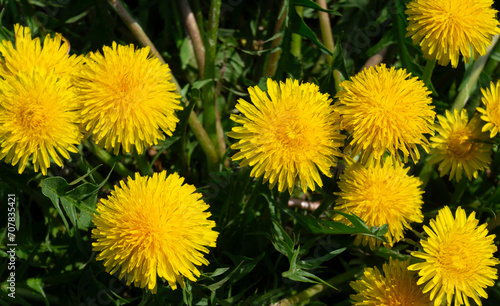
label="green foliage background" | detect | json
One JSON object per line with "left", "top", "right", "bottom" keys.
{"left": 1, "top": 0, "right": 500, "bottom": 305}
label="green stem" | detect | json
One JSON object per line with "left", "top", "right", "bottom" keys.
{"left": 422, "top": 59, "right": 436, "bottom": 92}
{"left": 393, "top": 1, "right": 412, "bottom": 71}
{"left": 271, "top": 268, "right": 361, "bottom": 306}
{"left": 84, "top": 140, "right": 134, "bottom": 178}
{"left": 418, "top": 160, "right": 435, "bottom": 190}
{"left": 189, "top": 111, "right": 219, "bottom": 165}
{"left": 202, "top": 0, "right": 222, "bottom": 155}
{"left": 264, "top": 0, "right": 286, "bottom": 77}
{"left": 316, "top": 0, "right": 334, "bottom": 65}
{"left": 333, "top": 69, "right": 343, "bottom": 92}
{"left": 191, "top": 0, "right": 206, "bottom": 44}
{"left": 450, "top": 178, "right": 467, "bottom": 206}
{"left": 483, "top": 35, "right": 500, "bottom": 76}
{"left": 290, "top": 7, "right": 303, "bottom": 59}
{"left": 134, "top": 148, "right": 152, "bottom": 176}
{"left": 178, "top": 0, "right": 205, "bottom": 78}
{"left": 452, "top": 34, "right": 500, "bottom": 110}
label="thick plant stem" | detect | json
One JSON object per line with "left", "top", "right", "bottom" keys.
{"left": 271, "top": 268, "right": 361, "bottom": 306}
{"left": 290, "top": 6, "right": 303, "bottom": 59}
{"left": 83, "top": 140, "right": 134, "bottom": 178}
{"left": 178, "top": 0, "right": 205, "bottom": 78}
{"left": 189, "top": 111, "right": 219, "bottom": 165}
{"left": 106, "top": 0, "right": 219, "bottom": 167}
{"left": 202, "top": 0, "right": 223, "bottom": 162}
{"left": 317, "top": 0, "right": 334, "bottom": 66}
{"left": 361, "top": 46, "right": 388, "bottom": 70}
{"left": 264, "top": 0, "right": 286, "bottom": 77}
{"left": 452, "top": 34, "right": 500, "bottom": 110}
{"left": 422, "top": 59, "right": 436, "bottom": 92}
{"left": 134, "top": 148, "right": 152, "bottom": 176}
{"left": 483, "top": 36, "right": 500, "bottom": 76}
{"left": 317, "top": 0, "right": 343, "bottom": 91}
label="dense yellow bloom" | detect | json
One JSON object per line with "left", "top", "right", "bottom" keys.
{"left": 408, "top": 206, "right": 499, "bottom": 306}
{"left": 0, "top": 24, "right": 82, "bottom": 78}
{"left": 477, "top": 80, "right": 500, "bottom": 137}
{"left": 429, "top": 109, "right": 492, "bottom": 182}
{"left": 92, "top": 171, "right": 218, "bottom": 293}
{"left": 335, "top": 64, "right": 435, "bottom": 164}
{"left": 0, "top": 70, "right": 81, "bottom": 175}
{"left": 406, "top": 0, "right": 500, "bottom": 67}
{"left": 334, "top": 160, "right": 424, "bottom": 250}
{"left": 351, "top": 258, "right": 432, "bottom": 306}
{"left": 228, "top": 78, "right": 345, "bottom": 194}
{"left": 75, "top": 42, "right": 182, "bottom": 154}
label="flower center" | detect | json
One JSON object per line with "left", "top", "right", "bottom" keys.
{"left": 447, "top": 129, "right": 475, "bottom": 159}
{"left": 437, "top": 232, "right": 479, "bottom": 278}
{"left": 274, "top": 113, "right": 308, "bottom": 149}
{"left": 18, "top": 105, "right": 47, "bottom": 132}
{"left": 112, "top": 70, "right": 142, "bottom": 114}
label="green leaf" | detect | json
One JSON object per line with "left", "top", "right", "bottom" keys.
{"left": 281, "top": 206, "right": 387, "bottom": 242}
{"left": 26, "top": 278, "right": 49, "bottom": 306}
{"left": 293, "top": 0, "right": 341, "bottom": 15}
{"left": 289, "top": 6, "right": 332, "bottom": 56}
{"left": 270, "top": 220, "right": 295, "bottom": 258}
{"left": 41, "top": 177, "right": 70, "bottom": 231}
{"left": 288, "top": 5, "right": 332, "bottom": 55}
{"left": 192, "top": 79, "right": 214, "bottom": 90}
{"left": 65, "top": 10, "right": 89, "bottom": 24}
{"left": 298, "top": 248, "right": 345, "bottom": 270}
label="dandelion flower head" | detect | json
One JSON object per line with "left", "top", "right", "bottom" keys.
{"left": 0, "top": 24, "right": 82, "bottom": 78}
{"left": 429, "top": 109, "right": 492, "bottom": 182}
{"left": 408, "top": 206, "right": 499, "bottom": 306}
{"left": 0, "top": 70, "right": 81, "bottom": 175}
{"left": 75, "top": 42, "right": 182, "bottom": 155}
{"left": 334, "top": 159, "right": 424, "bottom": 250}
{"left": 477, "top": 80, "right": 500, "bottom": 138}
{"left": 335, "top": 64, "right": 435, "bottom": 164}
{"left": 228, "top": 78, "right": 345, "bottom": 194}
{"left": 350, "top": 258, "right": 432, "bottom": 305}
{"left": 406, "top": 0, "right": 500, "bottom": 67}
{"left": 92, "top": 171, "right": 218, "bottom": 293}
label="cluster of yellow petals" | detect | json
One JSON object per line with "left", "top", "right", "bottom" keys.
{"left": 0, "top": 24, "right": 82, "bottom": 175}
{"left": 409, "top": 206, "right": 499, "bottom": 306}
{"left": 351, "top": 258, "right": 431, "bottom": 305}
{"left": 335, "top": 64, "right": 435, "bottom": 164}
{"left": 406, "top": 0, "right": 500, "bottom": 67}
{"left": 429, "top": 109, "right": 492, "bottom": 182}
{"left": 334, "top": 159, "right": 424, "bottom": 250}
{"left": 92, "top": 171, "right": 218, "bottom": 293}
{"left": 229, "top": 78, "right": 345, "bottom": 194}
{"left": 75, "top": 42, "right": 182, "bottom": 155}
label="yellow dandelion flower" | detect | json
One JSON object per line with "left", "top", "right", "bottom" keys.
{"left": 477, "top": 80, "right": 500, "bottom": 137}
{"left": 0, "top": 24, "right": 82, "bottom": 78}
{"left": 228, "top": 78, "right": 345, "bottom": 194}
{"left": 334, "top": 159, "right": 424, "bottom": 250}
{"left": 92, "top": 171, "right": 218, "bottom": 293}
{"left": 0, "top": 70, "right": 81, "bottom": 175}
{"left": 335, "top": 64, "right": 435, "bottom": 164}
{"left": 408, "top": 206, "right": 499, "bottom": 306}
{"left": 406, "top": 0, "right": 500, "bottom": 68}
{"left": 351, "top": 258, "right": 432, "bottom": 305}
{"left": 75, "top": 42, "right": 182, "bottom": 154}
{"left": 429, "top": 109, "right": 492, "bottom": 182}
